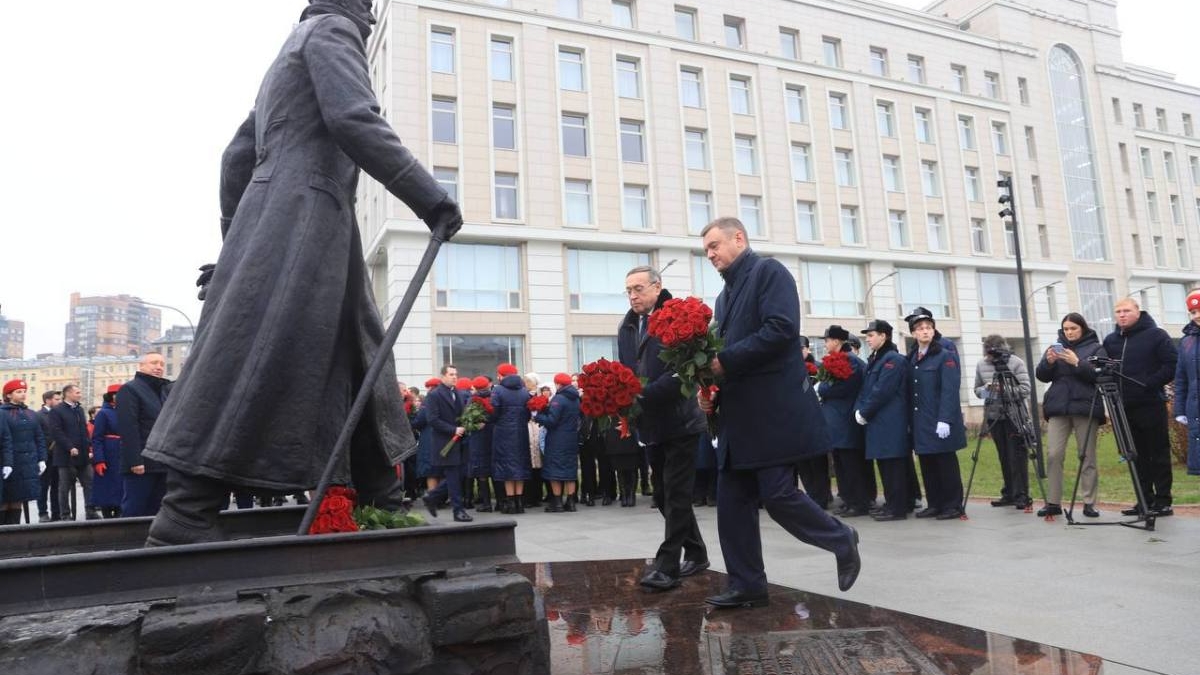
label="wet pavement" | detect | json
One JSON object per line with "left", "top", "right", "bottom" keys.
{"left": 507, "top": 559, "right": 1102, "bottom": 675}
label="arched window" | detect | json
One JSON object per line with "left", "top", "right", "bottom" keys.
{"left": 1048, "top": 45, "right": 1108, "bottom": 261}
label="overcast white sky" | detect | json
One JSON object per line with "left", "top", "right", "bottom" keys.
{"left": 1, "top": 0, "right": 1195, "bottom": 358}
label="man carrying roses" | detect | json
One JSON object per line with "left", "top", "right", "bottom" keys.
{"left": 618, "top": 265, "right": 709, "bottom": 592}
{"left": 697, "top": 217, "right": 862, "bottom": 607}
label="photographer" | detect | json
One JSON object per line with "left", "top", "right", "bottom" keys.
{"left": 974, "top": 335, "right": 1033, "bottom": 510}
{"left": 1035, "top": 313, "right": 1106, "bottom": 517}
{"left": 1103, "top": 298, "right": 1178, "bottom": 517}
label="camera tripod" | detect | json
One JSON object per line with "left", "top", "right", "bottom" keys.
{"left": 963, "top": 363, "right": 1048, "bottom": 516}
{"left": 1063, "top": 357, "right": 1156, "bottom": 531}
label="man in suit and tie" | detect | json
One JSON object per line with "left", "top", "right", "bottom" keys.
{"left": 421, "top": 364, "right": 473, "bottom": 522}
{"left": 697, "top": 217, "right": 861, "bottom": 607}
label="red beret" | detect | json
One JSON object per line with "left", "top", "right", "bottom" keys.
{"left": 554, "top": 372, "right": 573, "bottom": 386}
{"left": 497, "top": 363, "right": 518, "bottom": 377}
{"left": 3, "top": 379, "right": 27, "bottom": 397}
{"left": 1187, "top": 289, "right": 1200, "bottom": 311}
{"left": 424, "top": 377, "right": 441, "bottom": 388}
{"left": 106, "top": 384, "right": 122, "bottom": 394}
{"left": 456, "top": 377, "right": 473, "bottom": 390}
{"left": 472, "top": 376, "right": 490, "bottom": 389}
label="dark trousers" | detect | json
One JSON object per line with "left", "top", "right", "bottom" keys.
{"left": 597, "top": 455, "right": 616, "bottom": 500}
{"left": 906, "top": 454, "right": 922, "bottom": 504}
{"left": 427, "top": 464, "right": 464, "bottom": 512}
{"left": 1124, "top": 402, "right": 1173, "bottom": 507}
{"left": 693, "top": 468, "right": 717, "bottom": 504}
{"left": 717, "top": 464, "right": 854, "bottom": 595}
{"left": 991, "top": 417, "right": 1029, "bottom": 501}
{"left": 38, "top": 465, "right": 60, "bottom": 518}
{"left": 57, "top": 464, "right": 93, "bottom": 518}
{"left": 795, "top": 454, "right": 832, "bottom": 508}
{"left": 647, "top": 435, "right": 707, "bottom": 576}
{"left": 579, "top": 442, "right": 600, "bottom": 499}
{"left": 877, "top": 457, "right": 910, "bottom": 517}
{"left": 122, "top": 472, "right": 168, "bottom": 517}
{"left": 832, "top": 447, "right": 874, "bottom": 509}
{"left": 647, "top": 445, "right": 664, "bottom": 509}
{"left": 918, "top": 452, "right": 963, "bottom": 512}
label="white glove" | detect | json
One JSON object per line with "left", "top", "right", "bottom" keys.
{"left": 1176, "top": 415, "right": 1188, "bottom": 425}
{"left": 936, "top": 422, "right": 951, "bottom": 439}
{"left": 855, "top": 410, "right": 867, "bottom": 426}
{"left": 38, "top": 461, "right": 46, "bottom": 474}
{"left": 2, "top": 466, "right": 11, "bottom": 480}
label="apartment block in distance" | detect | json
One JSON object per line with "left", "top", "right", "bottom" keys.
{"left": 64, "top": 293, "right": 162, "bottom": 358}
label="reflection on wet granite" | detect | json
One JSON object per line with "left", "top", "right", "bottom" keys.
{"left": 505, "top": 560, "right": 1102, "bottom": 675}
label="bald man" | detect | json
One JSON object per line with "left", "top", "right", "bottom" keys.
{"left": 1102, "top": 298, "right": 1177, "bottom": 516}
{"left": 117, "top": 353, "right": 172, "bottom": 517}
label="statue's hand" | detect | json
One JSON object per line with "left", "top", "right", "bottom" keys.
{"left": 196, "top": 263, "right": 216, "bottom": 301}
{"left": 425, "top": 198, "right": 463, "bottom": 241}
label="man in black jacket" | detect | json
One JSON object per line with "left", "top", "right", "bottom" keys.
{"left": 118, "top": 353, "right": 172, "bottom": 517}
{"left": 49, "top": 384, "right": 97, "bottom": 520}
{"left": 36, "top": 390, "right": 62, "bottom": 521}
{"left": 618, "top": 266, "right": 708, "bottom": 591}
{"left": 1102, "top": 298, "right": 1178, "bottom": 516}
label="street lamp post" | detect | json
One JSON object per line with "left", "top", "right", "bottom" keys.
{"left": 863, "top": 270, "right": 899, "bottom": 315}
{"left": 997, "top": 176, "right": 1046, "bottom": 477}
{"left": 139, "top": 300, "right": 196, "bottom": 337}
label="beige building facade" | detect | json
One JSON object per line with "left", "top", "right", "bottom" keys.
{"left": 358, "top": 0, "right": 1200, "bottom": 401}
{"left": 0, "top": 356, "right": 140, "bottom": 409}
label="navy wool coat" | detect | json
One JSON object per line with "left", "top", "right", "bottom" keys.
{"left": 1, "top": 403, "right": 46, "bottom": 503}
{"left": 49, "top": 402, "right": 90, "bottom": 469}
{"left": 117, "top": 372, "right": 172, "bottom": 474}
{"left": 467, "top": 387, "right": 495, "bottom": 477}
{"left": 141, "top": 12, "right": 446, "bottom": 490}
{"left": 535, "top": 385, "right": 581, "bottom": 481}
{"left": 425, "top": 384, "right": 464, "bottom": 468}
{"left": 854, "top": 343, "right": 911, "bottom": 460}
{"left": 617, "top": 289, "right": 707, "bottom": 445}
{"left": 90, "top": 403, "right": 123, "bottom": 508}
{"left": 909, "top": 341, "right": 967, "bottom": 455}
{"left": 490, "top": 375, "right": 532, "bottom": 481}
{"left": 712, "top": 250, "right": 830, "bottom": 469}
{"left": 412, "top": 406, "right": 440, "bottom": 479}
{"left": 1172, "top": 321, "right": 1200, "bottom": 475}
{"left": 816, "top": 347, "right": 865, "bottom": 450}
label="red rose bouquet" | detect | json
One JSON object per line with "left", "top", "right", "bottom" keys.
{"left": 308, "top": 486, "right": 360, "bottom": 534}
{"left": 646, "top": 296, "right": 723, "bottom": 436}
{"left": 806, "top": 361, "right": 819, "bottom": 377}
{"left": 817, "top": 350, "right": 854, "bottom": 383}
{"left": 440, "top": 396, "right": 492, "bottom": 456}
{"left": 526, "top": 394, "right": 550, "bottom": 413}
{"left": 577, "top": 358, "right": 642, "bottom": 438}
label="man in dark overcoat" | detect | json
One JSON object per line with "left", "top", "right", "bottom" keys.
{"left": 118, "top": 353, "right": 172, "bottom": 517}
{"left": 697, "top": 217, "right": 861, "bottom": 608}
{"left": 142, "top": 0, "right": 462, "bottom": 544}
{"left": 49, "top": 384, "right": 97, "bottom": 520}
{"left": 617, "top": 265, "right": 708, "bottom": 590}
{"left": 422, "top": 365, "right": 471, "bottom": 522}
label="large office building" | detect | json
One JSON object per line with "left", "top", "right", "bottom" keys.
{"left": 358, "top": 0, "right": 1200, "bottom": 390}
{"left": 64, "top": 293, "right": 162, "bottom": 358}
{"left": 0, "top": 315, "right": 24, "bottom": 359}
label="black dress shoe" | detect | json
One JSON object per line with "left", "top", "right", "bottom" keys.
{"left": 1036, "top": 504, "right": 1063, "bottom": 517}
{"left": 639, "top": 570, "right": 681, "bottom": 591}
{"left": 990, "top": 497, "right": 1015, "bottom": 507}
{"left": 841, "top": 506, "right": 871, "bottom": 518}
{"left": 836, "top": 527, "right": 861, "bottom": 592}
{"left": 934, "top": 509, "right": 964, "bottom": 520}
{"left": 1152, "top": 505, "right": 1174, "bottom": 517}
{"left": 872, "top": 512, "right": 906, "bottom": 522}
{"left": 601, "top": 495, "right": 614, "bottom": 506}
{"left": 679, "top": 559, "right": 710, "bottom": 577}
{"left": 1082, "top": 504, "right": 1100, "bottom": 518}
{"left": 1013, "top": 498, "right": 1033, "bottom": 510}
{"left": 422, "top": 495, "right": 438, "bottom": 518}
{"left": 452, "top": 509, "right": 473, "bottom": 522}
{"left": 705, "top": 589, "right": 769, "bottom": 608}
{"left": 914, "top": 507, "right": 941, "bottom": 518}
{"left": 1121, "top": 506, "right": 1143, "bottom": 516}
{"left": 475, "top": 503, "right": 494, "bottom": 513}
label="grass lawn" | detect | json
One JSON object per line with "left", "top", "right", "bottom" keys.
{"left": 953, "top": 432, "right": 1200, "bottom": 505}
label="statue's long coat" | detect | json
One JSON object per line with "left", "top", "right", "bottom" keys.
{"left": 143, "top": 13, "right": 447, "bottom": 490}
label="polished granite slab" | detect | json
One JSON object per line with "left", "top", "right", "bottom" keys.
{"left": 507, "top": 560, "right": 1103, "bottom": 675}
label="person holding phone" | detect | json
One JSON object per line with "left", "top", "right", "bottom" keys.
{"left": 1036, "top": 313, "right": 1107, "bottom": 517}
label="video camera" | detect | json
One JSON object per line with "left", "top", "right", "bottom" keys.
{"left": 987, "top": 346, "right": 1012, "bottom": 369}
{"left": 1087, "top": 355, "right": 1122, "bottom": 375}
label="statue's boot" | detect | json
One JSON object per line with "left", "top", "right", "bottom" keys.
{"left": 145, "top": 470, "right": 229, "bottom": 546}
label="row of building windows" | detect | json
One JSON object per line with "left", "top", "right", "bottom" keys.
{"left": 1112, "top": 97, "right": 1195, "bottom": 138}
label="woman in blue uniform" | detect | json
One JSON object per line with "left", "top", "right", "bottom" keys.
{"left": 905, "top": 310, "right": 967, "bottom": 520}
{"left": 852, "top": 321, "right": 911, "bottom": 521}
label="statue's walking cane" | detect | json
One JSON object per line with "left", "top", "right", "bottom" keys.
{"left": 297, "top": 225, "right": 451, "bottom": 536}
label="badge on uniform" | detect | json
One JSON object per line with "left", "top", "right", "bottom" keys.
{"left": 945, "top": 360, "right": 957, "bottom": 368}
{"left": 884, "top": 362, "right": 894, "bottom": 369}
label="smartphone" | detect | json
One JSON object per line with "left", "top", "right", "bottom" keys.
{"left": 1052, "top": 343, "right": 1065, "bottom": 353}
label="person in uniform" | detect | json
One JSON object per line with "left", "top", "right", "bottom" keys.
{"left": 816, "top": 325, "right": 869, "bottom": 517}
{"left": 905, "top": 309, "right": 967, "bottom": 520}
{"left": 853, "top": 321, "right": 911, "bottom": 521}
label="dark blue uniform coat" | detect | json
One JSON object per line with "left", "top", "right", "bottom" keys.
{"left": 1172, "top": 321, "right": 1200, "bottom": 475}
{"left": 412, "top": 406, "right": 439, "bottom": 479}
{"left": 713, "top": 250, "right": 830, "bottom": 469}
{"left": 1, "top": 403, "right": 46, "bottom": 503}
{"left": 425, "top": 384, "right": 464, "bottom": 468}
{"left": 490, "top": 375, "right": 532, "bottom": 481}
{"left": 909, "top": 341, "right": 967, "bottom": 455}
{"left": 90, "top": 403, "right": 123, "bottom": 508}
{"left": 534, "top": 385, "right": 581, "bottom": 481}
{"left": 467, "top": 387, "right": 495, "bottom": 477}
{"left": 816, "top": 349, "right": 865, "bottom": 450}
{"left": 853, "top": 344, "right": 911, "bottom": 460}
